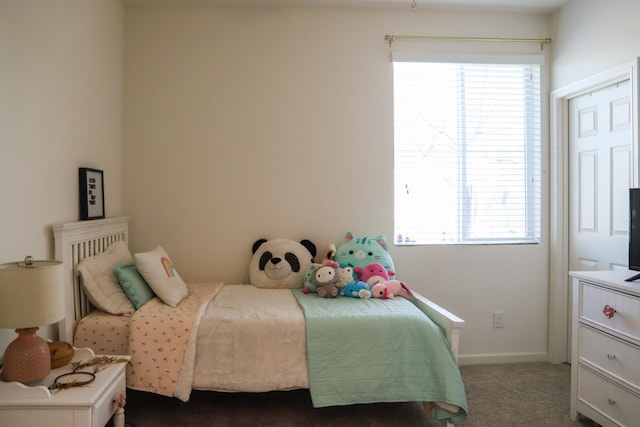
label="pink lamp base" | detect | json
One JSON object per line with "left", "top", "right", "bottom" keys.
{"left": 1, "top": 327, "right": 51, "bottom": 385}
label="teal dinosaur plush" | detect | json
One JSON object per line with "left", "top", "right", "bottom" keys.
{"left": 334, "top": 232, "right": 395, "bottom": 279}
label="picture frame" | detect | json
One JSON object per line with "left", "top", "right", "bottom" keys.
{"left": 79, "top": 168, "right": 105, "bottom": 220}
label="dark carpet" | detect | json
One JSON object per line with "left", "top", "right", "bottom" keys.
{"left": 120, "top": 362, "right": 597, "bottom": 427}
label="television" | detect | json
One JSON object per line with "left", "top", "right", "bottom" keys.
{"left": 627, "top": 188, "right": 640, "bottom": 281}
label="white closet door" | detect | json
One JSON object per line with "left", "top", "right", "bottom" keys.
{"left": 569, "top": 80, "right": 632, "bottom": 272}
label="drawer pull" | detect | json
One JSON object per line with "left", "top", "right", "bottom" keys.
{"left": 602, "top": 304, "right": 616, "bottom": 319}
{"left": 608, "top": 398, "right": 616, "bottom": 406}
{"left": 114, "top": 393, "right": 126, "bottom": 409}
{"left": 607, "top": 353, "right": 616, "bottom": 360}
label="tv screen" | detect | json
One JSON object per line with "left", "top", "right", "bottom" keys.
{"left": 627, "top": 188, "right": 640, "bottom": 281}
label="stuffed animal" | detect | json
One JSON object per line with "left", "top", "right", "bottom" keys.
{"left": 311, "top": 264, "right": 341, "bottom": 298}
{"left": 334, "top": 232, "right": 396, "bottom": 279}
{"left": 304, "top": 261, "right": 354, "bottom": 294}
{"left": 356, "top": 262, "right": 394, "bottom": 287}
{"left": 302, "top": 263, "right": 321, "bottom": 294}
{"left": 249, "top": 238, "right": 316, "bottom": 289}
{"left": 337, "top": 265, "right": 356, "bottom": 289}
{"left": 370, "top": 280, "right": 414, "bottom": 300}
{"left": 342, "top": 281, "right": 372, "bottom": 299}
{"left": 321, "top": 243, "right": 337, "bottom": 265}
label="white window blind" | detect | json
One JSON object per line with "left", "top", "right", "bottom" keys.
{"left": 393, "top": 59, "right": 541, "bottom": 245}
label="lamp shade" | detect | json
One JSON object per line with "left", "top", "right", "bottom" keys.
{"left": 0, "top": 259, "right": 64, "bottom": 329}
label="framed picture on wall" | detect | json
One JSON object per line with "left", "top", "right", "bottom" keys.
{"left": 79, "top": 168, "right": 105, "bottom": 220}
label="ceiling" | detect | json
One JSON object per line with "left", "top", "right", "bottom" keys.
{"left": 122, "top": 0, "right": 572, "bottom": 14}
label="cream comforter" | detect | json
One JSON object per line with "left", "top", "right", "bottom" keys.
{"left": 175, "top": 284, "right": 308, "bottom": 400}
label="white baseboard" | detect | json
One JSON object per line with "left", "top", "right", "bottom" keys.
{"left": 458, "top": 351, "right": 549, "bottom": 366}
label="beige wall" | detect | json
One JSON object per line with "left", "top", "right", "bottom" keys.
{"left": 0, "top": 0, "right": 123, "bottom": 353}
{"left": 3, "top": 0, "right": 585, "bottom": 364}
{"left": 124, "top": 5, "right": 551, "bottom": 362}
{"left": 551, "top": 0, "right": 640, "bottom": 90}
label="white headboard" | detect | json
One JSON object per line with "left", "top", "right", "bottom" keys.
{"left": 52, "top": 216, "right": 130, "bottom": 343}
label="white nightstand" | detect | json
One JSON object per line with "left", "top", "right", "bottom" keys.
{"left": 0, "top": 347, "right": 129, "bottom": 427}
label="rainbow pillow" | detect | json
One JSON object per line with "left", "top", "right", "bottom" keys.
{"left": 134, "top": 246, "right": 188, "bottom": 307}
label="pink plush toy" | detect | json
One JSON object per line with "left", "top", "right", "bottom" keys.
{"left": 370, "top": 280, "right": 414, "bottom": 300}
{"left": 356, "top": 262, "right": 395, "bottom": 286}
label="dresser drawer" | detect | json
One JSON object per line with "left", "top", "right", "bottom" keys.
{"left": 579, "top": 282, "right": 640, "bottom": 343}
{"left": 0, "top": 409, "right": 74, "bottom": 426}
{"left": 577, "top": 365, "right": 640, "bottom": 427}
{"left": 579, "top": 325, "right": 640, "bottom": 390}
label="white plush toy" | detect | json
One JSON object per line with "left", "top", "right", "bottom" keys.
{"left": 249, "top": 238, "right": 317, "bottom": 289}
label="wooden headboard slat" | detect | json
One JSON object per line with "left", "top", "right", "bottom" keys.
{"left": 52, "top": 216, "right": 130, "bottom": 343}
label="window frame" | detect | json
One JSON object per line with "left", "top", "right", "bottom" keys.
{"left": 392, "top": 53, "right": 544, "bottom": 246}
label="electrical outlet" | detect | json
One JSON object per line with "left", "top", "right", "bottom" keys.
{"left": 493, "top": 311, "right": 505, "bottom": 328}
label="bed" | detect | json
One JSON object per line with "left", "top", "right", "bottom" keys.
{"left": 52, "top": 216, "right": 468, "bottom": 426}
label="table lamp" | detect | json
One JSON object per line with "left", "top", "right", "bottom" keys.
{"left": 0, "top": 256, "right": 64, "bottom": 386}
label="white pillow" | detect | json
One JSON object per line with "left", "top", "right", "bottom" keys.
{"left": 76, "top": 241, "right": 135, "bottom": 315}
{"left": 134, "top": 246, "right": 188, "bottom": 307}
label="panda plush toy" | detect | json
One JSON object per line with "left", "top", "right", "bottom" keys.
{"left": 249, "top": 238, "right": 317, "bottom": 289}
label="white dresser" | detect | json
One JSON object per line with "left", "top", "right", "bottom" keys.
{"left": 570, "top": 270, "right": 640, "bottom": 427}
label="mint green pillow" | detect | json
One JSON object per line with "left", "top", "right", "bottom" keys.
{"left": 114, "top": 263, "right": 155, "bottom": 309}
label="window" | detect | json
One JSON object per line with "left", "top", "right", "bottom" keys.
{"left": 393, "top": 59, "right": 541, "bottom": 245}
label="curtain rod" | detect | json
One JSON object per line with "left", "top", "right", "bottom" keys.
{"left": 384, "top": 35, "right": 552, "bottom": 50}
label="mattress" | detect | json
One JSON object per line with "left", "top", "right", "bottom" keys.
{"left": 73, "top": 309, "right": 131, "bottom": 355}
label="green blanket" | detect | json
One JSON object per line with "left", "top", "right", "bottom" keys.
{"left": 292, "top": 289, "right": 468, "bottom": 424}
